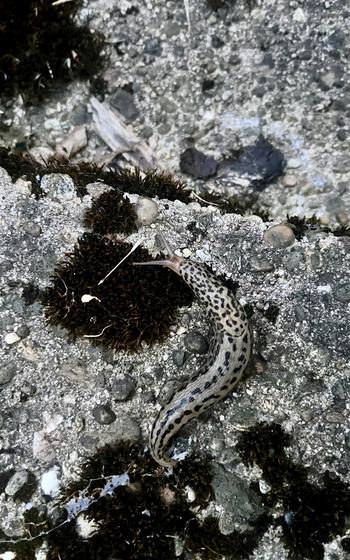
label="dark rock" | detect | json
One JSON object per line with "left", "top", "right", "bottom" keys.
{"left": 294, "top": 304, "right": 306, "bottom": 322}
{"left": 21, "top": 381, "right": 36, "bottom": 397}
{"left": 211, "top": 36, "right": 225, "bottom": 48}
{"left": 111, "top": 373, "right": 136, "bottom": 401}
{"left": 261, "top": 53, "right": 274, "bottom": 68}
{"left": 0, "top": 361, "right": 17, "bottom": 386}
{"left": 337, "top": 129, "right": 347, "bottom": 141}
{"left": 336, "top": 115, "right": 346, "bottom": 126}
{"left": 158, "top": 123, "right": 171, "bottom": 135}
{"left": 70, "top": 105, "right": 89, "bottom": 125}
{"left": 144, "top": 37, "right": 162, "bottom": 56}
{"left": 92, "top": 405, "right": 116, "bottom": 425}
{"left": 180, "top": 148, "right": 218, "bottom": 179}
{"left": 202, "top": 79, "right": 215, "bottom": 91}
{"left": 219, "top": 135, "right": 285, "bottom": 190}
{"left": 184, "top": 331, "right": 209, "bottom": 354}
{"left": 328, "top": 30, "right": 346, "bottom": 50}
{"left": 16, "top": 324, "right": 30, "bottom": 339}
{"left": 110, "top": 89, "right": 139, "bottom": 121}
{"left": 299, "top": 50, "right": 312, "bottom": 61}
{"left": 212, "top": 464, "right": 265, "bottom": 528}
{"left": 229, "top": 54, "right": 241, "bottom": 66}
{"left": 252, "top": 86, "right": 266, "bottom": 98}
{"left": 334, "top": 285, "right": 350, "bottom": 303}
{"left": 172, "top": 349, "right": 187, "bottom": 367}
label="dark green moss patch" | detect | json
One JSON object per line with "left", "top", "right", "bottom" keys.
{"left": 0, "top": 0, "right": 105, "bottom": 100}
{"left": 0, "top": 441, "right": 272, "bottom": 560}
{"left": 287, "top": 215, "right": 350, "bottom": 241}
{"left": 237, "top": 422, "right": 350, "bottom": 560}
{"left": 83, "top": 189, "right": 137, "bottom": 235}
{"left": 0, "top": 148, "right": 192, "bottom": 202}
{"left": 41, "top": 233, "right": 193, "bottom": 351}
{"left": 187, "top": 515, "right": 271, "bottom": 560}
{"left": 102, "top": 167, "right": 192, "bottom": 203}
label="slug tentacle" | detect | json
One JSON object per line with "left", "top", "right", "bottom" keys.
{"left": 132, "top": 255, "right": 184, "bottom": 276}
{"left": 138, "top": 248, "right": 253, "bottom": 468}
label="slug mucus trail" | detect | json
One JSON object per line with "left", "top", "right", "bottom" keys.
{"left": 134, "top": 246, "right": 253, "bottom": 468}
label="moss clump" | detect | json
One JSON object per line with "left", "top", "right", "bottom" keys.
{"left": 41, "top": 234, "right": 193, "bottom": 351}
{"left": 101, "top": 167, "right": 192, "bottom": 203}
{"left": 287, "top": 215, "right": 350, "bottom": 241}
{"left": 237, "top": 422, "right": 350, "bottom": 560}
{"left": 0, "top": 148, "right": 193, "bottom": 202}
{"left": 83, "top": 189, "right": 137, "bottom": 235}
{"left": 0, "top": 0, "right": 105, "bottom": 100}
{"left": 0, "top": 441, "right": 271, "bottom": 560}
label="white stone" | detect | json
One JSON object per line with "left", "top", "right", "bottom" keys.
{"left": 184, "top": 485, "right": 196, "bottom": 502}
{"left": 135, "top": 197, "right": 159, "bottom": 226}
{"left": 4, "top": 333, "right": 20, "bottom": 345}
{"left": 41, "top": 466, "right": 61, "bottom": 498}
{"left": 182, "top": 248, "right": 192, "bottom": 258}
{"left": 0, "top": 552, "right": 16, "bottom": 560}
{"left": 293, "top": 7, "right": 306, "bottom": 22}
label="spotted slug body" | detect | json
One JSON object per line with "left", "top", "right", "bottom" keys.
{"left": 148, "top": 255, "right": 253, "bottom": 467}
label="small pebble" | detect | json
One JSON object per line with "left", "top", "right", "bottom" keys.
{"left": 5, "top": 470, "right": 29, "bottom": 497}
{"left": 41, "top": 174, "right": 76, "bottom": 201}
{"left": 219, "top": 512, "right": 235, "bottom": 535}
{"left": 334, "top": 285, "right": 350, "bottom": 303}
{"left": 182, "top": 248, "right": 192, "bottom": 258}
{"left": 283, "top": 175, "right": 297, "bottom": 187}
{"left": 172, "top": 349, "right": 187, "bottom": 367}
{"left": 184, "top": 331, "right": 209, "bottom": 354}
{"left": 144, "top": 37, "right": 162, "bottom": 56}
{"left": 336, "top": 211, "right": 349, "bottom": 224}
{"left": 250, "top": 257, "right": 274, "bottom": 272}
{"left": 0, "top": 362, "right": 17, "bottom": 385}
{"left": 23, "top": 222, "right": 42, "bottom": 237}
{"left": 263, "top": 224, "right": 295, "bottom": 248}
{"left": 294, "top": 304, "right": 306, "bottom": 322}
{"left": 21, "top": 381, "right": 36, "bottom": 397}
{"left": 92, "top": 405, "right": 116, "bottom": 425}
{"left": 135, "top": 197, "right": 159, "bottom": 226}
{"left": 325, "top": 412, "right": 345, "bottom": 423}
{"left": 337, "top": 129, "right": 347, "bottom": 141}
{"left": 16, "top": 325, "right": 30, "bottom": 339}
{"left": 4, "top": 333, "right": 21, "bottom": 345}
{"left": 293, "top": 7, "right": 306, "bottom": 22}
{"left": 286, "top": 158, "right": 302, "bottom": 169}
{"left": 110, "top": 89, "right": 139, "bottom": 121}
{"left": 111, "top": 374, "right": 136, "bottom": 401}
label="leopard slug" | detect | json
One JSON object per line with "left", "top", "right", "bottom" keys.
{"left": 135, "top": 254, "right": 253, "bottom": 467}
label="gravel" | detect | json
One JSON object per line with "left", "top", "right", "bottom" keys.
{"left": 1, "top": 0, "right": 350, "bottom": 557}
